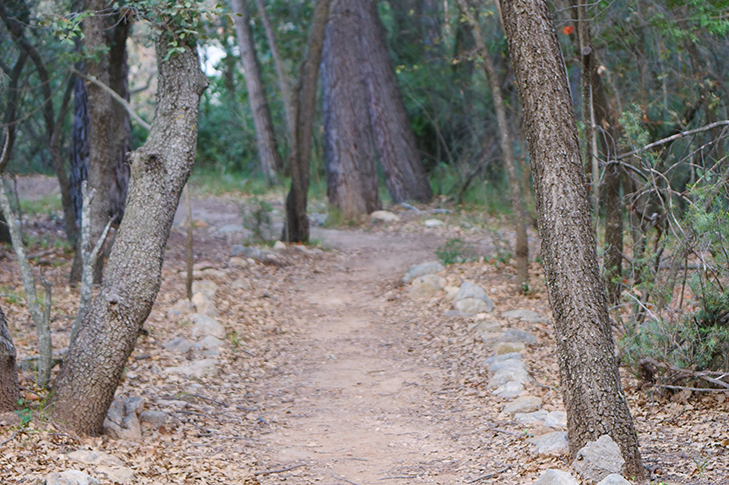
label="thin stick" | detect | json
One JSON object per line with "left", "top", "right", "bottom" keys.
{"left": 254, "top": 463, "right": 306, "bottom": 477}
{"left": 619, "top": 120, "right": 729, "bottom": 159}
{"left": 0, "top": 431, "right": 18, "bottom": 447}
{"left": 331, "top": 471, "right": 361, "bottom": 485}
{"left": 379, "top": 476, "right": 418, "bottom": 480}
{"left": 659, "top": 384, "right": 729, "bottom": 393}
{"left": 184, "top": 393, "right": 229, "bottom": 408}
{"left": 184, "top": 183, "right": 193, "bottom": 300}
{"left": 466, "top": 466, "right": 510, "bottom": 483}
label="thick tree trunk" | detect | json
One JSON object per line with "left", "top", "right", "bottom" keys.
{"left": 231, "top": 0, "right": 283, "bottom": 182}
{"left": 458, "top": 0, "right": 529, "bottom": 292}
{"left": 0, "top": 304, "right": 20, "bottom": 412}
{"left": 284, "top": 0, "right": 333, "bottom": 243}
{"left": 50, "top": 37, "right": 208, "bottom": 435}
{"left": 356, "top": 0, "right": 432, "bottom": 204}
{"left": 321, "top": 0, "right": 381, "bottom": 219}
{"left": 499, "top": 0, "right": 644, "bottom": 478}
{"left": 254, "top": 0, "right": 295, "bottom": 139}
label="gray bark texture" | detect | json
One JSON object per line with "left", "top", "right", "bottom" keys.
{"left": 0, "top": 304, "right": 20, "bottom": 412}
{"left": 231, "top": 0, "right": 283, "bottom": 182}
{"left": 50, "top": 36, "right": 208, "bottom": 435}
{"left": 356, "top": 0, "right": 432, "bottom": 204}
{"left": 284, "top": 0, "right": 333, "bottom": 243}
{"left": 499, "top": 0, "right": 644, "bottom": 479}
{"left": 458, "top": 0, "right": 528, "bottom": 292}
{"left": 322, "top": 0, "right": 381, "bottom": 219}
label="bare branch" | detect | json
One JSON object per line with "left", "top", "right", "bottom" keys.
{"left": 619, "top": 120, "right": 729, "bottom": 159}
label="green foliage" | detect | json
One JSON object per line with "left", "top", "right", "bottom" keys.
{"left": 436, "top": 238, "right": 477, "bottom": 265}
{"left": 240, "top": 197, "right": 274, "bottom": 243}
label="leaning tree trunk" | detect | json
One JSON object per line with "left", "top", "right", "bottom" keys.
{"left": 284, "top": 0, "right": 333, "bottom": 243}
{"left": 357, "top": 0, "right": 432, "bottom": 204}
{"left": 499, "top": 0, "right": 644, "bottom": 478}
{"left": 322, "top": 0, "right": 381, "bottom": 219}
{"left": 0, "top": 304, "right": 20, "bottom": 412}
{"left": 50, "top": 37, "right": 208, "bottom": 435}
{"left": 231, "top": 0, "right": 283, "bottom": 182}
{"left": 458, "top": 0, "right": 528, "bottom": 292}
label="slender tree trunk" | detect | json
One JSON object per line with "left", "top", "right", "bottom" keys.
{"left": 499, "top": 0, "right": 644, "bottom": 478}
{"left": 254, "top": 0, "right": 295, "bottom": 139}
{"left": 0, "top": 304, "right": 20, "bottom": 412}
{"left": 231, "top": 0, "right": 283, "bottom": 182}
{"left": 357, "top": 0, "right": 432, "bottom": 204}
{"left": 458, "top": 0, "right": 528, "bottom": 291}
{"left": 322, "top": 0, "right": 381, "bottom": 219}
{"left": 51, "top": 37, "right": 208, "bottom": 435}
{"left": 284, "top": 0, "right": 333, "bottom": 243}
{"left": 70, "top": 67, "right": 90, "bottom": 283}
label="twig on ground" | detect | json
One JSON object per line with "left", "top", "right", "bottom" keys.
{"left": 254, "top": 463, "right": 306, "bottom": 477}
{"left": 379, "top": 476, "right": 418, "bottom": 480}
{"left": 659, "top": 384, "right": 729, "bottom": 393}
{"left": 184, "top": 393, "right": 229, "bottom": 408}
{"left": 332, "top": 471, "right": 361, "bottom": 485}
{"left": 0, "top": 431, "right": 18, "bottom": 447}
{"left": 466, "top": 466, "right": 511, "bottom": 483}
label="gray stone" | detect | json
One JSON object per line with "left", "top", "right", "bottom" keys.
{"left": 140, "top": 411, "right": 171, "bottom": 428}
{"left": 529, "top": 432, "right": 570, "bottom": 456}
{"left": 198, "top": 268, "right": 227, "bottom": 280}
{"left": 444, "top": 286, "right": 459, "bottom": 301}
{"left": 232, "top": 277, "right": 251, "bottom": 290}
{"left": 273, "top": 241, "right": 286, "bottom": 251}
{"left": 192, "top": 292, "right": 218, "bottom": 317}
{"left": 494, "top": 341, "right": 525, "bottom": 355}
{"left": 95, "top": 465, "right": 135, "bottom": 484}
{"left": 124, "top": 397, "right": 145, "bottom": 416}
{"left": 503, "top": 396, "right": 542, "bottom": 414}
{"left": 163, "top": 336, "right": 193, "bottom": 354}
{"left": 45, "top": 470, "right": 100, "bottom": 485}
{"left": 371, "top": 210, "right": 400, "bottom": 223}
{"left": 409, "top": 274, "right": 446, "bottom": 299}
{"left": 497, "top": 328, "right": 538, "bottom": 345}
{"left": 403, "top": 261, "right": 445, "bottom": 283}
{"left": 424, "top": 218, "right": 444, "bottom": 227}
{"left": 501, "top": 309, "right": 548, "bottom": 323}
{"left": 167, "top": 299, "right": 193, "bottom": 321}
{"left": 102, "top": 397, "right": 142, "bottom": 441}
{"left": 492, "top": 380, "right": 525, "bottom": 398}
{"left": 189, "top": 314, "right": 225, "bottom": 339}
{"left": 216, "top": 224, "right": 244, "bottom": 234}
{"left": 192, "top": 280, "right": 218, "bottom": 299}
{"left": 597, "top": 474, "right": 632, "bottom": 485}
{"left": 454, "top": 282, "right": 493, "bottom": 304}
{"left": 68, "top": 450, "right": 123, "bottom": 467}
{"left": 454, "top": 298, "right": 493, "bottom": 315}
{"left": 544, "top": 411, "right": 567, "bottom": 429}
{"left": 156, "top": 399, "right": 189, "bottom": 409}
{"left": 229, "top": 257, "right": 249, "bottom": 268}
{"left": 200, "top": 335, "right": 225, "bottom": 349}
{"left": 572, "top": 435, "right": 625, "bottom": 483}
{"left": 162, "top": 359, "right": 218, "bottom": 378}
{"left": 515, "top": 410, "right": 548, "bottom": 426}
{"left": 532, "top": 469, "right": 579, "bottom": 485}
{"left": 488, "top": 360, "right": 532, "bottom": 387}
{"left": 485, "top": 352, "right": 522, "bottom": 365}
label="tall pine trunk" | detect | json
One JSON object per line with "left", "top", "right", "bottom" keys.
{"left": 51, "top": 37, "right": 208, "bottom": 435}
{"left": 499, "top": 0, "right": 644, "bottom": 478}
{"left": 357, "top": 0, "right": 432, "bottom": 204}
{"left": 231, "top": 0, "right": 283, "bottom": 182}
{"left": 321, "top": 0, "right": 381, "bottom": 219}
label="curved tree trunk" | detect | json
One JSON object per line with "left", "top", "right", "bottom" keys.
{"left": 284, "top": 0, "right": 333, "bottom": 243}
{"left": 458, "top": 0, "right": 529, "bottom": 292}
{"left": 50, "top": 37, "right": 208, "bottom": 435}
{"left": 322, "top": 0, "right": 381, "bottom": 219}
{"left": 499, "top": 0, "right": 644, "bottom": 478}
{"left": 0, "top": 304, "right": 20, "bottom": 412}
{"left": 357, "top": 0, "right": 432, "bottom": 204}
{"left": 231, "top": 0, "right": 283, "bottom": 182}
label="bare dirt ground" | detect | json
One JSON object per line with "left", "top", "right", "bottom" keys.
{"left": 1, "top": 178, "right": 728, "bottom": 484}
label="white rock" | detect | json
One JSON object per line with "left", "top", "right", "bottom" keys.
{"left": 371, "top": 210, "right": 400, "bottom": 222}
{"left": 409, "top": 274, "right": 446, "bottom": 299}
{"left": 229, "top": 257, "right": 249, "bottom": 268}
{"left": 497, "top": 328, "right": 538, "bottom": 344}
{"left": 402, "top": 261, "right": 445, "bottom": 283}
{"left": 191, "top": 292, "right": 218, "bottom": 318}
{"left": 232, "top": 278, "right": 251, "bottom": 290}
{"left": 597, "top": 474, "right": 633, "bottom": 485}
{"left": 544, "top": 411, "right": 567, "bottom": 429}
{"left": 484, "top": 352, "right": 522, "bottom": 365}
{"left": 198, "top": 268, "right": 227, "bottom": 280}
{"left": 68, "top": 450, "right": 123, "bottom": 467}
{"left": 273, "top": 241, "right": 286, "bottom": 250}
{"left": 95, "top": 465, "right": 135, "bottom": 485}
{"left": 163, "top": 359, "right": 218, "bottom": 378}
{"left": 454, "top": 298, "right": 493, "bottom": 315}
{"left": 572, "top": 435, "right": 625, "bottom": 483}
{"left": 515, "top": 410, "right": 548, "bottom": 426}
{"left": 139, "top": 410, "right": 171, "bottom": 428}
{"left": 166, "top": 299, "right": 193, "bottom": 321}
{"left": 200, "top": 335, "right": 225, "bottom": 349}
{"left": 189, "top": 314, "right": 225, "bottom": 339}
{"left": 532, "top": 469, "right": 579, "bottom": 485}
{"left": 492, "top": 380, "right": 525, "bottom": 398}
{"left": 494, "top": 341, "right": 525, "bottom": 355}
{"left": 444, "top": 286, "right": 460, "bottom": 301}
{"left": 192, "top": 280, "right": 218, "bottom": 299}
{"left": 503, "top": 396, "right": 542, "bottom": 414}
{"left": 501, "top": 309, "right": 548, "bottom": 323}
{"left": 45, "top": 470, "right": 100, "bottom": 485}
{"left": 453, "top": 282, "right": 491, "bottom": 303}
{"left": 424, "top": 218, "right": 444, "bottom": 227}
{"left": 529, "top": 432, "right": 570, "bottom": 456}
{"left": 163, "top": 336, "right": 193, "bottom": 354}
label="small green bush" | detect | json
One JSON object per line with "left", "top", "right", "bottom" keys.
{"left": 436, "top": 238, "right": 477, "bottom": 265}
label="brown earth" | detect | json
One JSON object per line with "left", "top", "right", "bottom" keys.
{"left": 0, "top": 179, "right": 727, "bottom": 484}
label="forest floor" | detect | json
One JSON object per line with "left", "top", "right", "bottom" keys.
{"left": 0, "top": 176, "right": 728, "bottom": 485}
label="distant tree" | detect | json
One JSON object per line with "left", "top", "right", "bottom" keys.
{"left": 231, "top": 0, "right": 282, "bottom": 182}
{"left": 321, "top": 0, "right": 381, "bottom": 218}
{"left": 0, "top": 304, "right": 20, "bottom": 413}
{"left": 499, "top": 0, "right": 645, "bottom": 478}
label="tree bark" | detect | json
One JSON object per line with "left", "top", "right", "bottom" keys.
{"left": 0, "top": 304, "right": 20, "bottom": 412}
{"left": 458, "top": 0, "right": 529, "bottom": 292}
{"left": 284, "top": 0, "right": 333, "bottom": 243}
{"left": 50, "top": 36, "right": 208, "bottom": 435}
{"left": 499, "top": 0, "right": 644, "bottom": 478}
{"left": 321, "top": 0, "right": 381, "bottom": 219}
{"left": 254, "top": 0, "right": 295, "bottom": 138}
{"left": 357, "top": 0, "right": 432, "bottom": 204}
{"left": 231, "top": 0, "right": 283, "bottom": 182}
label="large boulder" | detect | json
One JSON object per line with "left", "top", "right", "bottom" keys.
{"left": 192, "top": 280, "right": 218, "bottom": 299}
{"left": 597, "top": 475, "right": 632, "bottom": 485}
{"left": 453, "top": 282, "right": 494, "bottom": 313}
{"left": 402, "top": 261, "right": 445, "bottom": 283}
{"left": 409, "top": 274, "right": 446, "bottom": 299}
{"left": 529, "top": 432, "right": 570, "bottom": 456}
{"left": 572, "top": 435, "right": 625, "bottom": 483}
{"left": 532, "top": 469, "right": 579, "bottom": 485}
{"left": 102, "top": 397, "right": 144, "bottom": 441}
